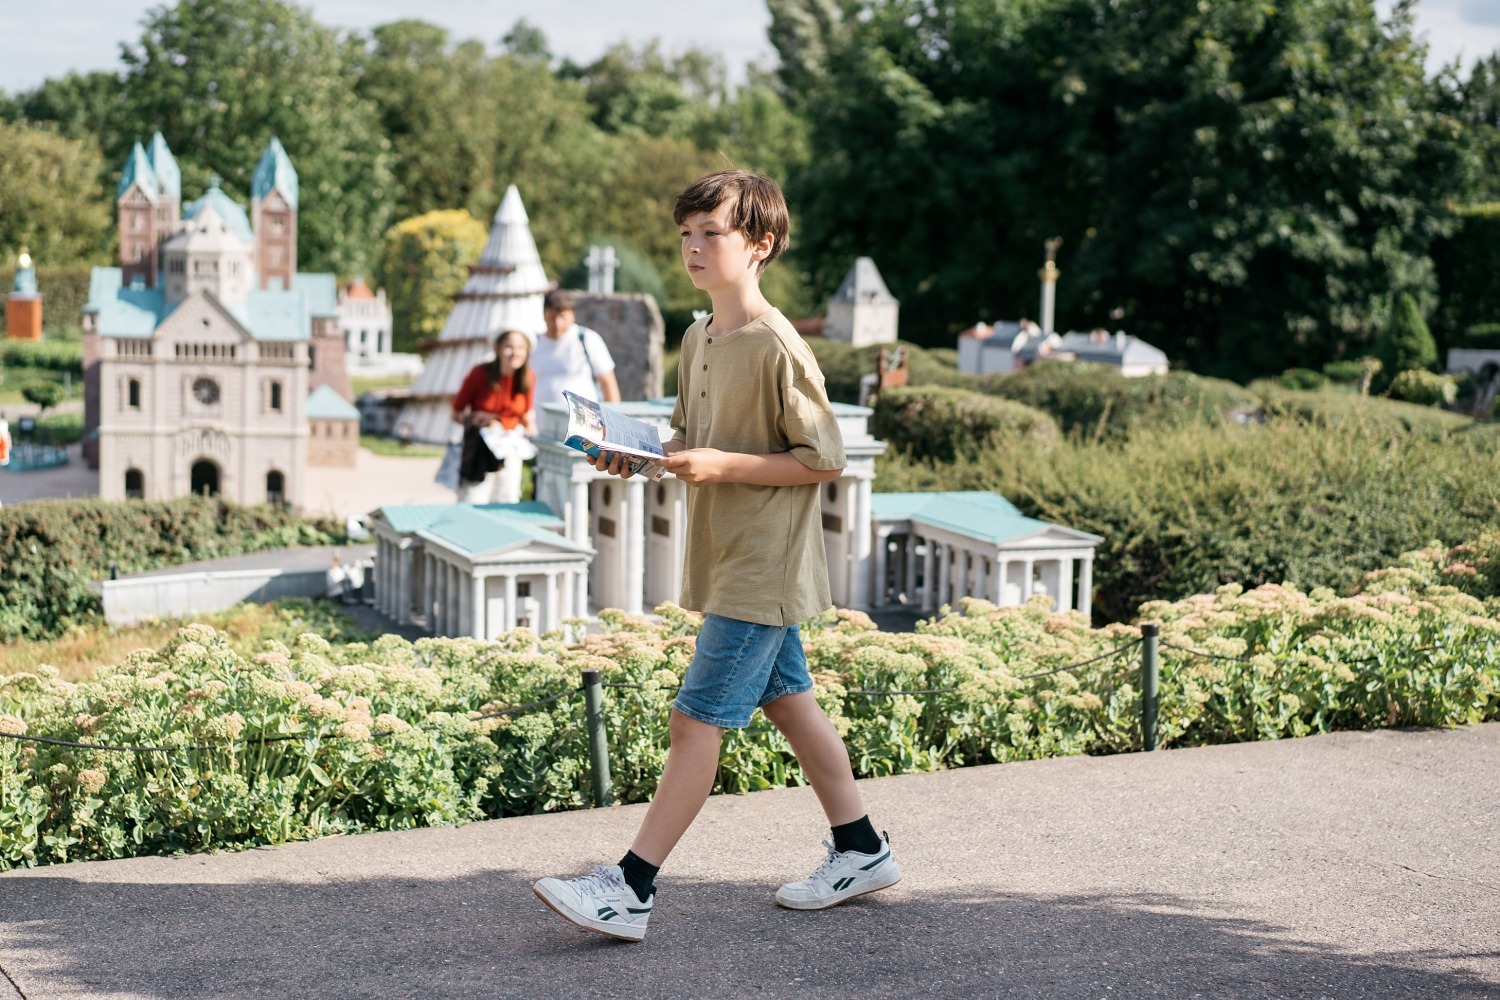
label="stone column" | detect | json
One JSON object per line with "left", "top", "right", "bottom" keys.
{"left": 504, "top": 574, "right": 519, "bottom": 633}
{"left": 921, "top": 537, "right": 936, "bottom": 612}
{"left": 1023, "top": 559, "right": 1035, "bottom": 603}
{"left": 1078, "top": 556, "right": 1093, "bottom": 619}
{"left": 570, "top": 480, "right": 590, "bottom": 543}
{"left": 905, "top": 535, "right": 919, "bottom": 607}
{"left": 625, "top": 478, "right": 646, "bottom": 614}
{"left": 471, "top": 574, "right": 486, "bottom": 639}
{"left": 423, "top": 552, "right": 436, "bottom": 632}
{"left": 852, "top": 477, "right": 873, "bottom": 609}
{"left": 871, "top": 527, "right": 890, "bottom": 608}
{"left": 396, "top": 545, "right": 411, "bottom": 625}
{"left": 1058, "top": 558, "right": 1074, "bottom": 613}
{"left": 544, "top": 571, "right": 560, "bottom": 634}
{"left": 937, "top": 543, "right": 951, "bottom": 609}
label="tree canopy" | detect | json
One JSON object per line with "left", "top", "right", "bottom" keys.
{"left": 2, "top": 0, "right": 1497, "bottom": 377}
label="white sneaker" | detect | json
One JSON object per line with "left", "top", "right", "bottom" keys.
{"left": 533, "top": 864, "right": 653, "bottom": 941}
{"left": 775, "top": 837, "right": 902, "bottom": 910}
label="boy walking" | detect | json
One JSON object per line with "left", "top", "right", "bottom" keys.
{"left": 532, "top": 170, "right": 900, "bottom": 941}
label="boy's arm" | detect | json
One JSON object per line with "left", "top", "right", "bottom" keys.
{"left": 656, "top": 448, "right": 841, "bottom": 487}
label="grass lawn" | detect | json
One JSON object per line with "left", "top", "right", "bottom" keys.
{"left": 359, "top": 434, "right": 445, "bottom": 458}
{"left": 352, "top": 373, "right": 417, "bottom": 396}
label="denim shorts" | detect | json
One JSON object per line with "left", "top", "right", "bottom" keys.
{"left": 673, "top": 614, "right": 814, "bottom": 729}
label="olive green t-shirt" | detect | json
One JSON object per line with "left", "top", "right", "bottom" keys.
{"left": 670, "top": 308, "right": 847, "bottom": 626}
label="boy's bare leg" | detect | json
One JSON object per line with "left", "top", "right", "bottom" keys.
{"left": 628, "top": 708, "right": 725, "bottom": 865}
{"left": 760, "top": 690, "right": 865, "bottom": 827}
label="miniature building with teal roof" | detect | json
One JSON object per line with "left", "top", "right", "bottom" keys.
{"left": 82, "top": 133, "right": 351, "bottom": 508}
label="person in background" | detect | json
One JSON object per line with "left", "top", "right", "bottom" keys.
{"left": 532, "top": 288, "right": 621, "bottom": 412}
{"left": 451, "top": 329, "right": 536, "bottom": 503}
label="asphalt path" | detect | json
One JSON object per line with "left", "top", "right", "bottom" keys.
{"left": 2, "top": 724, "right": 1497, "bottom": 999}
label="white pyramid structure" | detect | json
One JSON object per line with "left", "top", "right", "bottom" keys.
{"left": 398, "top": 185, "right": 551, "bottom": 443}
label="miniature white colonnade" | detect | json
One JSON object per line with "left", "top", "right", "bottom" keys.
{"left": 369, "top": 503, "right": 593, "bottom": 639}
{"left": 868, "top": 493, "right": 1102, "bottom": 618}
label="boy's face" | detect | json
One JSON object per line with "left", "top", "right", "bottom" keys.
{"left": 680, "top": 202, "right": 771, "bottom": 293}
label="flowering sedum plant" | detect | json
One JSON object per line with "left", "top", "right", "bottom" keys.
{"left": 2, "top": 549, "right": 1497, "bottom": 869}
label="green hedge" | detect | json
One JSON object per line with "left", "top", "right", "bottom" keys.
{"left": 0, "top": 497, "right": 346, "bottom": 644}
{"left": 871, "top": 385, "right": 1059, "bottom": 462}
{"left": 978, "top": 361, "right": 1259, "bottom": 440}
{"left": 0, "top": 339, "right": 84, "bottom": 373}
{"left": 3, "top": 559, "right": 1497, "bottom": 868}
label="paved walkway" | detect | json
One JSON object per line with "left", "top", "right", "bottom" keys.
{"left": 2, "top": 724, "right": 1496, "bottom": 999}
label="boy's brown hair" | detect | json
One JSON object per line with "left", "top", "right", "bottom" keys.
{"left": 673, "top": 169, "right": 790, "bottom": 273}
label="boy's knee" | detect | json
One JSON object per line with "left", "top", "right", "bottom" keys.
{"left": 668, "top": 707, "right": 724, "bottom": 743}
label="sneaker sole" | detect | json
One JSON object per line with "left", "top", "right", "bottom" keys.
{"left": 532, "top": 882, "right": 647, "bottom": 942}
{"left": 774, "top": 866, "right": 903, "bottom": 911}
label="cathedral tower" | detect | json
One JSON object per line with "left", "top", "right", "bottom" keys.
{"left": 251, "top": 137, "right": 298, "bottom": 291}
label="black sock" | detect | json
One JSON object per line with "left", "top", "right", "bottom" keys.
{"left": 618, "top": 850, "right": 659, "bottom": 901}
{"left": 831, "top": 815, "right": 882, "bottom": 856}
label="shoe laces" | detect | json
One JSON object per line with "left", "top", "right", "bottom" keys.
{"left": 569, "top": 864, "right": 626, "bottom": 895}
{"left": 806, "top": 840, "right": 845, "bottom": 881}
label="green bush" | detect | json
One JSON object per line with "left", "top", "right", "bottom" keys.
{"left": 4, "top": 571, "right": 1497, "bottom": 869}
{"left": 871, "top": 385, "right": 1059, "bottom": 462}
{"left": 0, "top": 497, "right": 346, "bottom": 644}
{"left": 979, "top": 360, "right": 1259, "bottom": 441}
{"left": 1321, "top": 360, "right": 1367, "bottom": 385}
{"left": 1257, "top": 386, "right": 1467, "bottom": 439}
{"left": 1386, "top": 369, "right": 1458, "bottom": 407}
{"left": 1371, "top": 292, "right": 1438, "bottom": 390}
{"left": 1277, "top": 368, "right": 1327, "bottom": 391}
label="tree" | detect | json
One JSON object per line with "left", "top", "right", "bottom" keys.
{"left": 0, "top": 120, "right": 112, "bottom": 264}
{"left": 21, "top": 381, "right": 62, "bottom": 416}
{"left": 1372, "top": 292, "right": 1438, "bottom": 389}
{"left": 115, "top": 0, "right": 394, "bottom": 277}
{"left": 374, "top": 210, "right": 487, "bottom": 352}
{"left": 779, "top": 0, "right": 1477, "bottom": 379}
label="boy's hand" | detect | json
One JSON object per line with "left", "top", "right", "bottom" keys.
{"left": 657, "top": 448, "right": 736, "bottom": 485}
{"left": 588, "top": 450, "right": 638, "bottom": 479}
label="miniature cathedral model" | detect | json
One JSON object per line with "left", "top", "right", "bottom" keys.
{"left": 83, "top": 134, "right": 346, "bottom": 506}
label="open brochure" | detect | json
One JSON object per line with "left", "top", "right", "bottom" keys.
{"left": 561, "top": 390, "right": 668, "bottom": 482}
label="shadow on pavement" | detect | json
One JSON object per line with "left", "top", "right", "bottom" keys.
{"left": 2, "top": 867, "right": 1496, "bottom": 999}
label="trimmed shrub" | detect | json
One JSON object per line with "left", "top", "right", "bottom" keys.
{"left": 1371, "top": 292, "right": 1438, "bottom": 390}
{"left": 1321, "top": 360, "right": 1367, "bottom": 385}
{"left": 0, "top": 497, "right": 345, "bottom": 644}
{"left": 979, "top": 360, "right": 1259, "bottom": 440}
{"left": 871, "top": 385, "right": 1059, "bottom": 462}
{"left": 1386, "top": 369, "right": 1458, "bottom": 406}
{"left": 1277, "top": 368, "right": 1327, "bottom": 391}
{"left": 0, "top": 339, "right": 84, "bottom": 373}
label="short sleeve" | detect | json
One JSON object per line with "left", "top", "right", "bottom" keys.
{"left": 781, "top": 376, "right": 846, "bottom": 471}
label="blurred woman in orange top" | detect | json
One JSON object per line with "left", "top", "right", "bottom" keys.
{"left": 450, "top": 329, "right": 537, "bottom": 503}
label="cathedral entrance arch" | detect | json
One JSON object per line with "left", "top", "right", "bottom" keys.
{"left": 190, "top": 459, "right": 221, "bottom": 497}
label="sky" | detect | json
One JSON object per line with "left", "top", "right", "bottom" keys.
{"left": 0, "top": 0, "right": 1496, "bottom": 96}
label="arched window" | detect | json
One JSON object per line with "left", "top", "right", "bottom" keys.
{"left": 266, "top": 470, "right": 285, "bottom": 505}
{"left": 124, "top": 468, "right": 145, "bottom": 499}
{"left": 269, "top": 381, "right": 283, "bottom": 412}
{"left": 127, "top": 379, "right": 141, "bottom": 409}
